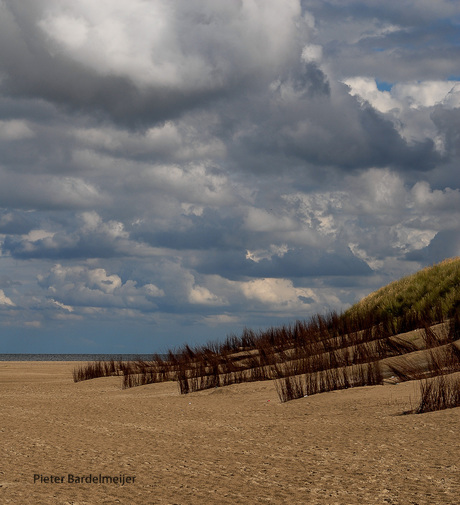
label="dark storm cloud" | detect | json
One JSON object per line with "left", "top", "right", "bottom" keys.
{"left": 190, "top": 247, "right": 372, "bottom": 280}
{"left": 0, "top": 0, "right": 301, "bottom": 127}
{"left": 0, "top": 0, "right": 459, "bottom": 351}
{"left": 1, "top": 212, "right": 130, "bottom": 259}
{"left": 0, "top": 210, "right": 36, "bottom": 235}
{"left": 431, "top": 106, "right": 460, "bottom": 158}
{"left": 280, "top": 99, "right": 439, "bottom": 171}
{"left": 225, "top": 79, "right": 440, "bottom": 173}
{"left": 130, "top": 207, "right": 247, "bottom": 251}
{"left": 293, "top": 63, "right": 331, "bottom": 97}
{"left": 0, "top": 0, "right": 443, "bottom": 176}
{"left": 0, "top": 3, "right": 175, "bottom": 125}
{"left": 0, "top": 35, "right": 194, "bottom": 127}
{"left": 3, "top": 232, "right": 116, "bottom": 260}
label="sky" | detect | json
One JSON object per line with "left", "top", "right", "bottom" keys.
{"left": 0, "top": 0, "right": 459, "bottom": 353}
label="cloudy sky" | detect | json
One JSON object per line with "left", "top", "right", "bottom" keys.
{"left": 1, "top": 0, "right": 459, "bottom": 353}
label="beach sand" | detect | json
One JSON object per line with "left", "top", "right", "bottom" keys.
{"left": 1, "top": 361, "right": 458, "bottom": 505}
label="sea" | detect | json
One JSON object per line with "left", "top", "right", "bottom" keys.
{"left": 0, "top": 354, "right": 159, "bottom": 361}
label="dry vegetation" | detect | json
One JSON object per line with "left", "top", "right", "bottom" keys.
{"left": 73, "top": 257, "right": 460, "bottom": 414}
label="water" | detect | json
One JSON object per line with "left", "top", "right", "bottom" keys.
{"left": 0, "top": 354, "right": 159, "bottom": 362}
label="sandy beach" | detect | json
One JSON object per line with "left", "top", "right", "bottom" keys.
{"left": 1, "top": 361, "right": 459, "bottom": 505}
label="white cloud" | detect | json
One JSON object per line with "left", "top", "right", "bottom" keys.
{"left": 72, "top": 119, "right": 226, "bottom": 162}
{"left": 319, "top": 16, "right": 403, "bottom": 46}
{"left": 343, "top": 78, "right": 460, "bottom": 148}
{"left": 0, "top": 120, "right": 35, "bottom": 141}
{"left": 278, "top": 169, "right": 459, "bottom": 271}
{"left": 202, "top": 313, "right": 240, "bottom": 326}
{"left": 86, "top": 267, "right": 122, "bottom": 294}
{"left": 38, "top": 0, "right": 302, "bottom": 89}
{"left": 282, "top": 192, "right": 343, "bottom": 237}
{"left": 243, "top": 208, "right": 298, "bottom": 233}
{"left": 392, "top": 81, "right": 460, "bottom": 109}
{"left": 24, "top": 230, "right": 56, "bottom": 242}
{"left": 188, "top": 284, "right": 227, "bottom": 306}
{"left": 51, "top": 299, "right": 74, "bottom": 312}
{"left": 301, "top": 44, "right": 323, "bottom": 63}
{"left": 40, "top": 12, "right": 89, "bottom": 51}
{"left": 38, "top": 264, "right": 164, "bottom": 313}
{"left": 343, "top": 77, "right": 400, "bottom": 113}
{"left": 411, "top": 181, "right": 460, "bottom": 211}
{"left": 351, "top": 169, "right": 407, "bottom": 214}
{"left": 246, "top": 244, "right": 289, "bottom": 263}
{"left": 0, "top": 289, "right": 15, "bottom": 306}
{"left": 80, "top": 212, "right": 127, "bottom": 239}
{"left": 24, "top": 320, "right": 42, "bottom": 328}
{"left": 239, "top": 278, "right": 317, "bottom": 310}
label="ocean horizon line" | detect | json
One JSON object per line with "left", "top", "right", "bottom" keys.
{"left": 0, "top": 353, "right": 167, "bottom": 362}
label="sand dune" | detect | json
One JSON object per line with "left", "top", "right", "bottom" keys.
{"left": 1, "top": 361, "right": 459, "bottom": 504}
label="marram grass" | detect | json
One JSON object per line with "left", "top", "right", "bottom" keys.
{"left": 345, "top": 257, "right": 460, "bottom": 324}
{"left": 73, "top": 257, "right": 460, "bottom": 413}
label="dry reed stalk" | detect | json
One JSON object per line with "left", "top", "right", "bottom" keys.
{"left": 275, "top": 361, "right": 383, "bottom": 402}
{"left": 414, "top": 373, "right": 460, "bottom": 413}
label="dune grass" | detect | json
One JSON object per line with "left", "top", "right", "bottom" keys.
{"left": 414, "top": 373, "right": 460, "bottom": 413}
{"left": 72, "top": 257, "right": 460, "bottom": 413}
{"left": 72, "top": 358, "right": 126, "bottom": 382}
{"left": 345, "top": 257, "right": 460, "bottom": 327}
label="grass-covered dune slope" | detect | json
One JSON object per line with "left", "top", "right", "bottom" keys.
{"left": 74, "top": 257, "right": 460, "bottom": 413}
{"left": 345, "top": 257, "right": 460, "bottom": 325}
